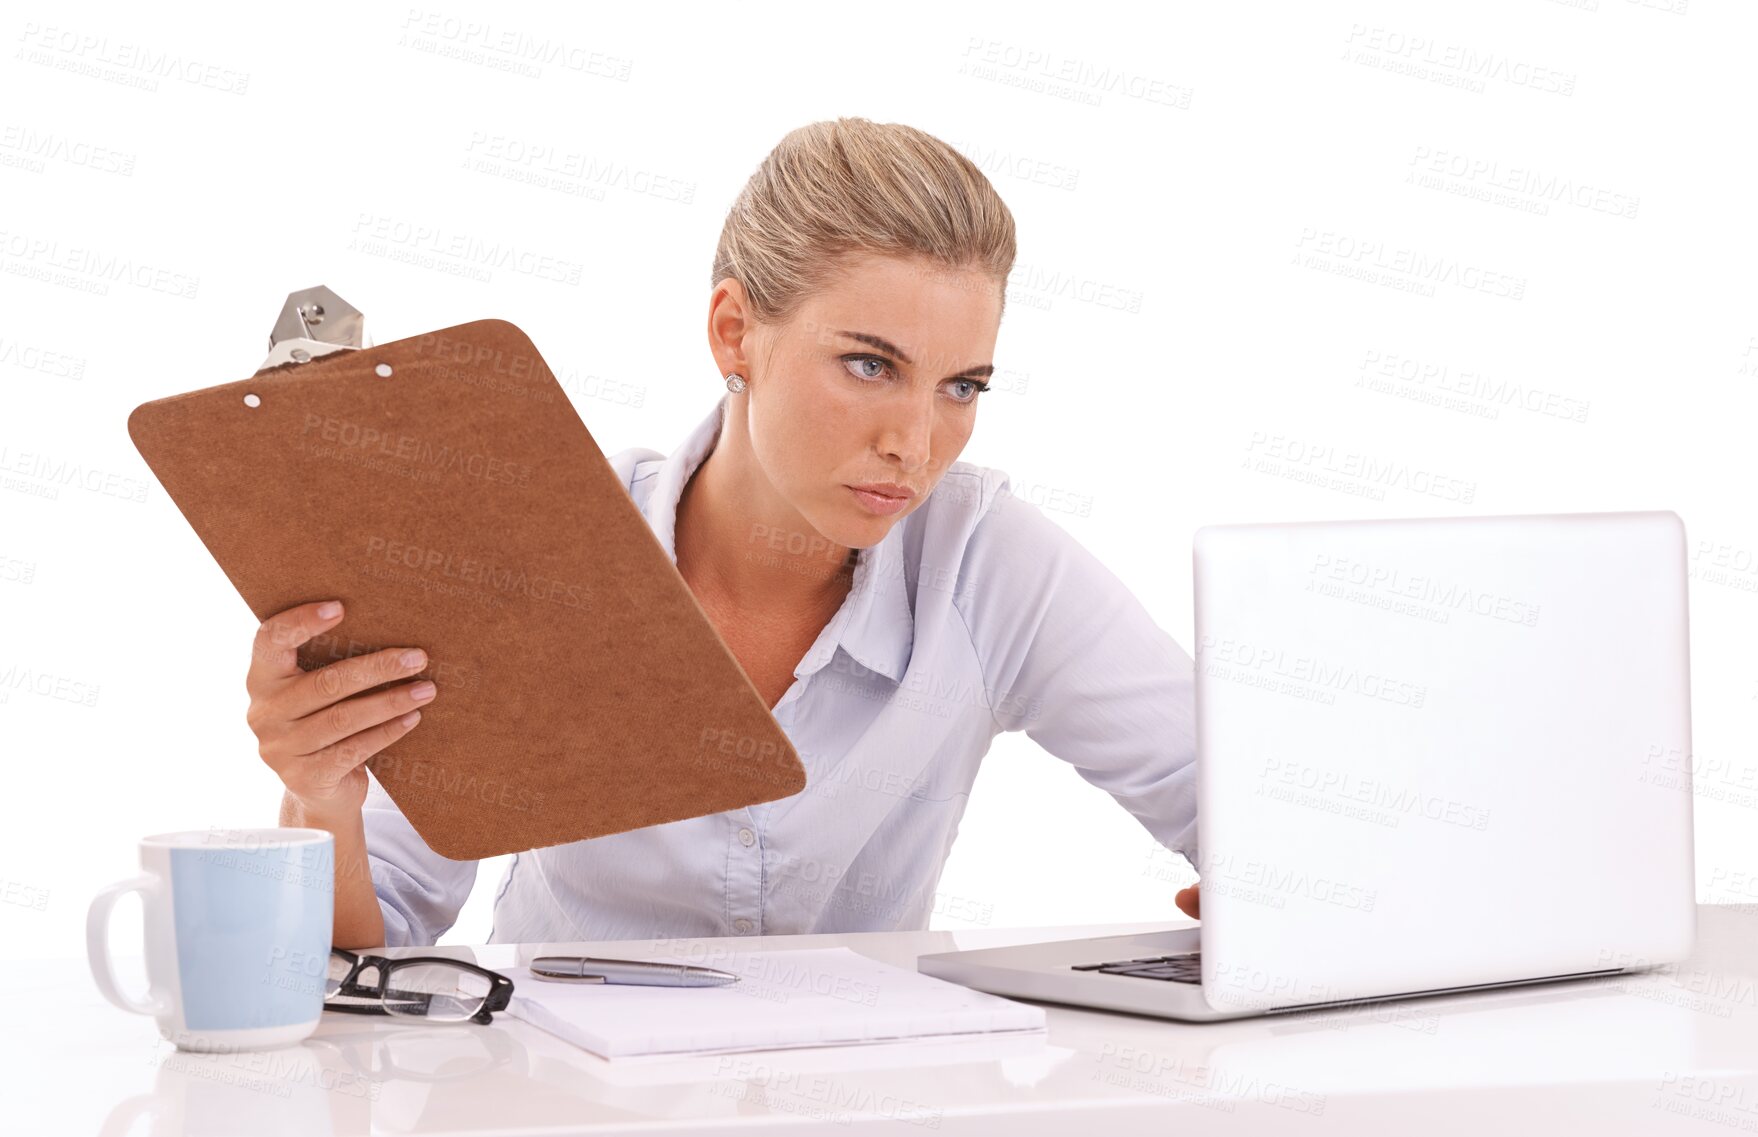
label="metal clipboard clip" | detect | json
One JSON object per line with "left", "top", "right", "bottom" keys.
{"left": 259, "top": 284, "right": 371, "bottom": 372}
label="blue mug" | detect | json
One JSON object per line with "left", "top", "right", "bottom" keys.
{"left": 87, "top": 827, "right": 335, "bottom": 1052}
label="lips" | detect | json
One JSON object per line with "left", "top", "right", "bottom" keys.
{"left": 846, "top": 482, "right": 916, "bottom": 500}
{"left": 846, "top": 483, "right": 916, "bottom": 516}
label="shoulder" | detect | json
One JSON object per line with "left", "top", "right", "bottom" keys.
{"left": 920, "top": 459, "right": 1011, "bottom": 534}
{"left": 926, "top": 458, "right": 1089, "bottom": 560}
{"left": 917, "top": 459, "right": 1098, "bottom": 621}
{"left": 607, "top": 444, "right": 666, "bottom": 498}
{"left": 917, "top": 460, "right": 1135, "bottom": 728}
{"left": 929, "top": 458, "right": 1145, "bottom": 679}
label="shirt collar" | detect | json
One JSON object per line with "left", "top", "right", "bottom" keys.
{"left": 645, "top": 394, "right": 915, "bottom": 684}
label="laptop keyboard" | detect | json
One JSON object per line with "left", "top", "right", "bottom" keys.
{"left": 1072, "top": 951, "right": 1201, "bottom": 984}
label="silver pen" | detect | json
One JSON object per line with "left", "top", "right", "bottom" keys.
{"left": 530, "top": 955, "right": 740, "bottom": 987}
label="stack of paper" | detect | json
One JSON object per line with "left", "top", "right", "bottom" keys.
{"left": 502, "top": 946, "right": 1047, "bottom": 1059}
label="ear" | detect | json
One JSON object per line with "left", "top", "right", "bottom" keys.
{"left": 708, "top": 278, "right": 757, "bottom": 378}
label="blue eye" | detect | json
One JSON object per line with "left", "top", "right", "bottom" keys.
{"left": 947, "top": 378, "right": 990, "bottom": 404}
{"left": 842, "top": 354, "right": 890, "bottom": 382}
{"left": 841, "top": 353, "right": 991, "bottom": 405}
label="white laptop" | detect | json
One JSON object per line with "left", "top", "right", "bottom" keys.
{"left": 917, "top": 510, "right": 1697, "bottom": 1022}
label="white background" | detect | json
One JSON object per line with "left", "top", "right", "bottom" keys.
{"left": 3, "top": 0, "right": 1754, "bottom": 962}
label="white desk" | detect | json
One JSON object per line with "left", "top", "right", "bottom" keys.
{"left": 17, "top": 905, "right": 1758, "bottom": 1135}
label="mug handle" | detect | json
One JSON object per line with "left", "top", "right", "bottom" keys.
{"left": 87, "top": 874, "right": 168, "bottom": 1016}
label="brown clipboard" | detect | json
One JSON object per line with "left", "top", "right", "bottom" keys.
{"left": 127, "top": 317, "right": 806, "bottom": 859}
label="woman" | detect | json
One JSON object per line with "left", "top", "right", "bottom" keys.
{"left": 249, "top": 117, "right": 1202, "bottom": 949}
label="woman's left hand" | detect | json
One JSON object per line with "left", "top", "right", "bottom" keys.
{"left": 1174, "top": 883, "right": 1200, "bottom": 920}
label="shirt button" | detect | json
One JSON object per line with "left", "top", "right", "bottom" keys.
{"left": 737, "top": 827, "right": 755, "bottom": 847}
{"left": 733, "top": 918, "right": 753, "bottom": 933}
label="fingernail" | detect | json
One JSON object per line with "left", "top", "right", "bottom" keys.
{"left": 400, "top": 710, "right": 422, "bottom": 727}
{"left": 400, "top": 649, "right": 426, "bottom": 669}
{"left": 317, "top": 601, "right": 342, "bottom": 619}
{"left": 411, "top": 681, "right": 437, "bottom": 701}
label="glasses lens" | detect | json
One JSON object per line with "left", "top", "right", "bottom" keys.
{"left": 382, "top": 963, "right": 492, "bottom": 1022}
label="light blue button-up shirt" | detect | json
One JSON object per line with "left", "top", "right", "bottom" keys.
{"left": 363, "top": 393, "right": 1200, "bottom": 946}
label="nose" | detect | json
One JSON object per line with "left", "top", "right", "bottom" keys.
{"left": 876, "top": 390, "right": 934, "bottom": 473}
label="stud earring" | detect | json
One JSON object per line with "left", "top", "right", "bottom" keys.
{"left": 724, "top": 372, "right": 747, "bottom": 393}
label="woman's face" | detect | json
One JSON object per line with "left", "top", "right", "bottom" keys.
{"left": 723, "top": 252, "right": 1003, "bottom": 552}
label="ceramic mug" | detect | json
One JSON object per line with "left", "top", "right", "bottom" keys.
{"left": 87, "top": 827, "right": 335, "bottom": 1052}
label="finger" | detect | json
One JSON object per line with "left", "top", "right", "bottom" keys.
{"left": 280, "top": 645, "right": 430, "bottom": 722}
{"left": 301, "top": 709, "right": 426, "bottom": 798}
{"left": 248, "top": 600, "right": 347, "bottom": 697}
{"left": 277, "top": 677, "right": 437, "bottom": 759}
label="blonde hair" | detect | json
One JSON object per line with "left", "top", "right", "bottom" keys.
{"left": 711, "top": 117, "right": 1017, "bottom": 326}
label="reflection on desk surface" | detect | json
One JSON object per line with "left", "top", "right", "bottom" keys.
{"left": 23, "top": 906, "right": 1758, "bottom": 1135}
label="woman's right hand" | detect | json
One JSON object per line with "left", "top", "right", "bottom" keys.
{"left": 247, "top": 599, "right": 437, "bottom": 820}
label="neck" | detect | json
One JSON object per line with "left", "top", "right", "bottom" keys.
{"left": 675, "top": 402, "right": 858, "bottom": 606}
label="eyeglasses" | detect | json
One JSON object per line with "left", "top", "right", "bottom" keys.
{"left": 323, "top": 947, "right": 515, "bottom": 1025}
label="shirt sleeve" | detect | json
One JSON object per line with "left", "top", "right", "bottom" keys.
{"left": 360, "top": 773, "right": 480, "bottom": 947}
{"left": 959, "top": 487, "right": 1201, "bottom": 871}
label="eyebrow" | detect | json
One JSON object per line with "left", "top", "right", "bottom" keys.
{"left": 836, "top": 330, "right": 994, "bottom": 381}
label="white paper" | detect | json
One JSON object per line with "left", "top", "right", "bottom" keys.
{"left": 502, "top": 946, "right": 1048, "bottom": 1059}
